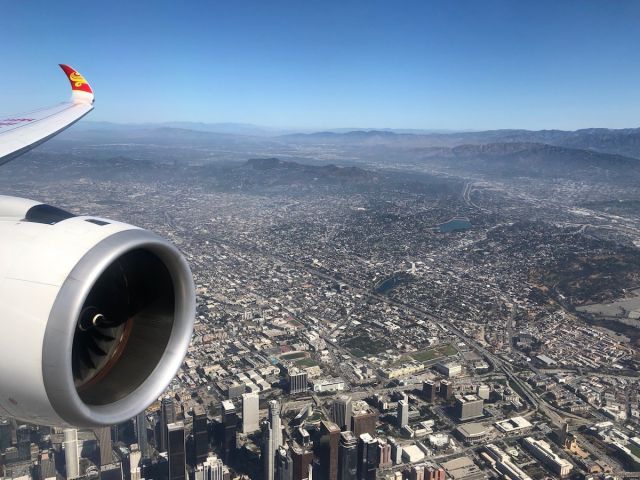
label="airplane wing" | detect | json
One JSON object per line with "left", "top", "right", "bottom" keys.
{"left": 0, "top": 64, "right": 94, "bottom": 166}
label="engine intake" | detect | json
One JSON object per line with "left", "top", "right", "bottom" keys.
{"left": 42, "top": 230, "right": 195, "bottom": 427}
{"left": 0, "top": 198, "right": 195, "bottom": 427}
{"left": 73, "top": 249, "right": 175, "bottom": 405}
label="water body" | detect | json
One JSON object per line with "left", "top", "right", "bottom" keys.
{"left": 438, "top": 217, "right": 472, "bottom": 233}
{"left": 375, "top": 272, "right": 410, "bottom": 294}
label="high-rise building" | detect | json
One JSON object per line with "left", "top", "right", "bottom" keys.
{"left": 94, "top": 426, "right": 112, "bottom": 466}
{"left": 290, "top": 442, "right": 314, "bottom": 480}
{"left": 276, "top": 447, "right": 293, "bottom": 480}
{"left": 422, "top": 381, "right": 438, "bottom": 403}
{"left": 263, "top": 400, "right": 283, "bottom": 480}
{"left": 167, "top": 422, "right": 186, "bottom": 480}
{"left": 288, "top": 368, "right": 308, "bottom": 395}
{"left": 135, "top": 411, "right": 150, "bottom": 459}
{"left": 397, "top": 397, "right": 409, "bottom": 428}
{"left": 331, "top": 396, "right": 352, "bottom": 431}
{"left": 477, "top": 384, "right": 490, "bottom": 400}
{"left": 16, "top": 425, "right": 31, "bottom": 461}
{"left": 440, "top": 380, "right": 454, "bottom": 400}
{"left": 319, "top": 421, "right": 340, "bottom": 480}
{"left": 221, "top": 400, "right": 237, "bottom": 463}
{"left": 29, "top": 442, "right": 39, "bottom": 462}
{"left": 269, "top": 400, "right": 283, "bottom": 450}
{"left": 3, "top": 446, "right": 19, "bottom": 465}
{"left": 242, "top": 392, "right": 260, "bottom": 434}
{"left": 9, "top": 418, "right": 17, "bottom": 445}
{"left": 191, "top": 406, "right": 209, "bottom": 465}
{"left": 0, "top": 419, "right": 11, "bottom": 451}
{"left": 454, "top": 395, "right": 484, "bottom": 421}
{"left": 263, "top": 424, "right": 275, "bottom": 480}
{"left": 63, "top": 429, "right": 80, "bottom": 480}
{"left": 35, "top": 450, "right": 56, "bottom": 480}
{"left": 357, "top": 434, "right": 378, "bottom": 480}
{"left": 338, "top": 431, "right": 357, "bottom": 480}
{"left": 377, "top": 440, "right": 392, "bottom": 468}
{"left": 409, "top": 464, "right": 425, "bottom": 480}
{"left": 194, "top": 455, "right": 228, "bottom": 480}
{"left": 129, "top": 444, "right": 142, "bottom": 480}
{"left": 160, "top": 396, "right": 177, "bottom": 452}
{"left": 425, "top": 466, "right": 446, "bottom": 480}
{"left": 388, "top": 437, "right": 402, "bottom": 465}
{"left": 558, "top": 421, "right": 569, "bottom": 445}
{"left": 351, "top": 410, "right": 376, "bottom": 437}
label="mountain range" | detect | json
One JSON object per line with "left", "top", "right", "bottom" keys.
{"left": 68, "top": 122, "right": 640, "bottom": 159}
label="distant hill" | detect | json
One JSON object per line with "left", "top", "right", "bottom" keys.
{"left": 416, "top": 142, "right": 640, "bottom": 181}
{"left": 280, "top": 127, "right": 640, "bottom": 159}
{"left": 231, "top": 157, "right": 378, "bottom": 187}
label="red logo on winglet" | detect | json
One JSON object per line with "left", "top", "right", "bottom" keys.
{"left": 59, "top": 64, "right": 93, "bottom": 94}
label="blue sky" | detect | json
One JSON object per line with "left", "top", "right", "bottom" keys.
{"left": 2, "top": 0, "right": 639, "bottom": 130}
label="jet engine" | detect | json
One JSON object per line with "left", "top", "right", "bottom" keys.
{"left": 0, "top": 196, "right": 195, "bottom": 427}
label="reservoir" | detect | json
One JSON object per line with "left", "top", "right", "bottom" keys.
{"left": 438, "top": 216, "right": 472, "bottom": 233}
{"left": 375, "top": 272, "right": 411, "bottom": 294}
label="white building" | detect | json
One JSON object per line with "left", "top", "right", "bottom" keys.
{"left": 195, "top": 455, "right": 228, "bottom": 480}
{"left": 129, "top": 445, "right": 141, "bottom": 480}
{"left": 435, "top": 362, "right": 462, "bottom": 378}
{"left": 523, "top": 437, "right": 573, "bottom": 477}
{"left": 401, "top": 444, "right": 425, "bottom": 463}
{"left": 311, "top": 377, "right": 345, "bottom": 392}
{"left": 63, "top": 429, "right": 79, "bottom": 480}
{"left": 242, "top": 392, "right": 260, "bottom": 434}
{"left": 397, "top": 397, "right": 409, "bottom": 428}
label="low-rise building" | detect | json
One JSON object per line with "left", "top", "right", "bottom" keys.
{"left": 523, "top": 437, "right": 572, "bottom": 478}
{"left": 311, "top": 377, "right": 345, "bottom": 392}
{"left": 494, "top": 416, "right": 532, "bottom": 434}
{"left": 435, "top": 362, "right": 462, "bottom": 378}
{"left": 455, "top": 423, "right": 489, "bottom": 445}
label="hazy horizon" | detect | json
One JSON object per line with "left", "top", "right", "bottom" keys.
{"left": 73, "top": 119, "right": 640, "bottom": 135}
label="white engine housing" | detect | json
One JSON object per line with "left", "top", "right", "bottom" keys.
{"left": 0, "top": 196, "right": 195, "bottom": 427}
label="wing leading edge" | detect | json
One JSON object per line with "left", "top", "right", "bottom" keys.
{"left": 0, "top": 64, "right": 94, "bottom": 166}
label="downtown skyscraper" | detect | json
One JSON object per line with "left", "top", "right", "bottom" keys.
{"left": 242, "top": 392, "right": 260, "bottom": 434}
{"left": 263, "top": 400, "right": 283, "bottom": 480}
{"left": 135, "top": 411, "right": 150, "bottom": 459}
{"left": 160, "top": 396, "right": 177, "bottom": 453}
{"left": 167, "top": 422, "right": 186, "bottom": 480}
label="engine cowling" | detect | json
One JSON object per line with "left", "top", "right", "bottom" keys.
{"left": 0, "top": 196, "right": 195, "bottom": 427}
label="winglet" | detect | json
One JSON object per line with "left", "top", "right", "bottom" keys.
{"left": 59, "top": 64, "right": 94, "bottom": 104}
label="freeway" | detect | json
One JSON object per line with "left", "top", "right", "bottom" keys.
{"left": 462, "top": 182, "right": 491, "bottom": 214}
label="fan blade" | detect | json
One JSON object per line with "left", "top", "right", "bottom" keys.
{"left": 80, "top": 345, "right": 96, "bottom": 370}
{"left": 72, "top": 352, "right": 81, "bottom": 380}
{"left": 92, "top": 330, "right": 115, "bottom": 342}
{"left": 86, "top": 335, "right": 107, "bottom": 357}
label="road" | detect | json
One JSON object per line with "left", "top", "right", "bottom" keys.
{"left": 462, "top": 182, "right": 491, "bottom": 213}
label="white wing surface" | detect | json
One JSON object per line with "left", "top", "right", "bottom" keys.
{"left": 0, "top": 64, "right": 94, "bottom": 166}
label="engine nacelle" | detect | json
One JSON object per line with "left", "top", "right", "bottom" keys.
{"left": 0, "top": 196, "right": 195, "bottom": 427}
